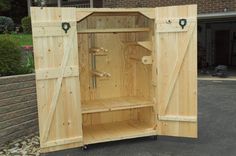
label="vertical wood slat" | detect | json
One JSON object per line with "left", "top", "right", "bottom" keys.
{"left": 42, "top": 30, "right": 76, "bottom": 142}
{"left": 160, "top": 22, "right": 196, "bottom": 114}
{"left": 30, "top": 5, "right": 198, "bottom": 153}
{"left": 155, "top": 5, "right": 198, "bottom": 138}
{"left": 31, "top": 7, "right": 83, "bottom": 152}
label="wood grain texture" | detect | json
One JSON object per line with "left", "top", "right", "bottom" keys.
{"left": 77, "top": 13, "right": 156, "bottom": 144}
{"left": 31, "top": 6, "right": 198, "bottom": 153}
{"left": 31, "top": 7, "right": 83, "bottom": 152}
{"left": 82, "top": 97, "right": 154, "bottom": 114}
{"left": 77, "top": 28, "right": 150, "bottom": 33}
{"left": 155, "top": 5, "right": 197, "bottom": 138}
{"left": 83, "top": 120, "right": 156, "bottom": 144}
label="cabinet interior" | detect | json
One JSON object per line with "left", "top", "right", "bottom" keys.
{"left": 77, "top": 12, "right": 156, "bottom": 144}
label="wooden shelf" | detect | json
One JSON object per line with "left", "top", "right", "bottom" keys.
{"left": 77, "top": 28, "right": 150, "bottom": 33}
{"left": 82, "top": 97, "right": 154, "bottom": 114}
{"left": 83, "top": 120, "right": 156, "bottom": 144}
{"left": 125, "top": 41, "right": 152, "bottom": 51}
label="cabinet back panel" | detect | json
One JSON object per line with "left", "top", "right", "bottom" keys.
{"left": 82, "top": 107, "right": 155, "bottom": 126}
{"left": 78, "top": 32, "right": 152, "bottom": 101}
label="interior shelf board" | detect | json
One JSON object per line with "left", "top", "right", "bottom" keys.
{"left": 77, "top": 28, "right": 150, "bottom": 33}
{"left": 124, "top": 41, "right": 152, "bottom": 51}
{"left": 82, "top": 97, "right": 154, "bottom": 114}
{"left": 137, "top": 41, "right": 152, "bottom": 51}
{"left": 83, "top": 120, "right": 156, "bottom": 144}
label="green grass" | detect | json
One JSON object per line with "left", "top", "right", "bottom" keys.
{"left": 0, "top": 34, "right": 32, "bottom": 46}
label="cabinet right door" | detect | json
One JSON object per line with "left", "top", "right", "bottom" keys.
{"left": 154, "top": 5, "right": 197, "bottom": 138}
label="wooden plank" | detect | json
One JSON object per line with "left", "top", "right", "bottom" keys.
{"left": 76, "top": 12, "right": 92, "bottom": 21}
{"left": 41, "top": 136, "right": 82, "bottom": 148}
{"left": 83, "top": 120, "right": 156, "bottom": 144}
{"left": 198, "top": 77, "right": 236, "bottom": 81}
{"left": 77, "top": 28, "right": 150, "bottom": 33}
{"left": 31, "top": 7, "right": 83, "bottom": 152}
{"left": 161, "top": 22, "right": 196, "bottom": 114}
{"left": 42, "top": 29, "right": 76, "bottom": 142}
{"left": 156, "top": 23, "right": 189, "bottom": 33}
{"left": 75, "top": 8, "right": 155, "bottom": 15}
{"left": 139, "top": 10, "right": 155, "bottom": 19}
{"left": 32, "top": 21, "right": 76, "bottom": 27}
{"left": 82, "top": 108, "right": 155, "bottom": 125}
{"left": 33, "top": 27, "right": 69, "bottom": 37}
{"left": 32, "top": 21, "right": 76, "bottom": 37}
{"left": 156, "top": 17, "right": 196, "bottom": 23}
{"left": 82, "top": 97, "right": 154, "bottom": 114}
{"left": 80, "top": 8, "right": 155, "bottom": 18}
{"left": 137, "top": 41, "right": 152, "bottom": 51}
{"left": 40, "top": 142, "right": 83, "bottom": 153}
{"left": 155, "top": 5, "right": 198, "bottom": 138}
{"left": 124, "top": 41, "right": 152, "bottom": 51}
{"left": 36, "top": 66, "right": 79, "bottom": 80}
{"left": 158, "top": 115, "right": 197, "bottom": 122}
{"left": 156, "top": 18, "right": 196, "bottom": 33}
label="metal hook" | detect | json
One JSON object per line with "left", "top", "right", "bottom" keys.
{"left": 179, "top": 19, "right": 187, "bottom": 29}
{"left": 61, "top": 22, "right": 71, "bottom": 34}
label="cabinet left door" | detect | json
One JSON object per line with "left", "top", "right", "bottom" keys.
{"left": 31, "top": 7, "right": 83, "bottom": 153}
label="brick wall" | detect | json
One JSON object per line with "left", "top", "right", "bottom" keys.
{"left": 103, "top": 0, "right": 236, "bottom": 14}
{"left": 0, "top": 74, "right": 38, "bottom": 149}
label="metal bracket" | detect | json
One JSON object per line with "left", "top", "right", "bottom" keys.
{"left": 179, "top": 19, "right": 187, "bottom": 29}
{"left": 62, "top": 22, "right": 71, "bottom": 33}
{"left": 142, "top": 56, "right": 152, "bottom": 64}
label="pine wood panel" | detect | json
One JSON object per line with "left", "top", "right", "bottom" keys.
{"left": 31, "top": 7, "right": 83, "bottom": 152}
{"left": 77, "top": 14, "right": 153, "bottom": 101}
{"left": 77, "top": 28, "right": 150, "bottom": 33}
{"left": 83, "top": 120, "right": 156, "bottom": 144}
{"left": 155, "top": 5, "right": 198, "bottom": 138}
{"left": 82, "top": 96, "right": 154, "bottom": 114}
{"left": 31, "top": 6, "right": 198, "bottom": 153}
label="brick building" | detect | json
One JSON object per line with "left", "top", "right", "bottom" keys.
{"left": 103, "top": 0, "right": 236, "bottom": 71}
{"left": 103, "top": 0, "right": 236, "bottom": 14}
{"left": 28, "top": 0, "right": 236, "bottom": 72}
{"left": 103, "top": 0, "right": 236, "bottom": 69}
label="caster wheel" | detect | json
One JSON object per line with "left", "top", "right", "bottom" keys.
{"left": 82, "top": 145, "right": 88, "bottom": 150}
{"left": 153, "top": 136, "right": 158, "bottom": 140}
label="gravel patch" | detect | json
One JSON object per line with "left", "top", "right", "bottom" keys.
{"left": 0, "top": 135, "right": 40, "bottom": 156}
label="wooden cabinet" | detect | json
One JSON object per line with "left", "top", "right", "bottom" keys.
{"left": 31, "top": 5, "right": 197, "bottom": 153}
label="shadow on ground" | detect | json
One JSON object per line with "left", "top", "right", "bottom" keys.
{"left": 42, "top": 80, "right": 236, "bottom": 156}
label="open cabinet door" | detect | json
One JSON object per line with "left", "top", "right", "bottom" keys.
{"left": 31, "top": 7, "right": 83, "bottom": 152}
{"left": 155, "top": 5, "right": 197, "bottom": 138}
